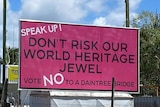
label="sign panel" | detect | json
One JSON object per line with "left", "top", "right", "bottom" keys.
{"left": 8, "top": 65, "right": 18, "bottom": 83}
{"left": 20, "top": 20, "right": 139, "bottom": 93}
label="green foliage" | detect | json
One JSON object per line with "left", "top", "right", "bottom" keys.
{"left": 0, "top": 47, "right": 18, "bottom": 65}
{"left": 6, "top": 47, "right": 19, "bottom": 65}
{"left": 131, "top": 11, "right": 160, "bottom": 95}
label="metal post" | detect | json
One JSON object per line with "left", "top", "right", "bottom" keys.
{"left": 111, "top": 77, "right": 115, "bottom": 107}
{"left": 125, "top": 0, "right": 129, "bottom": 27}
{"left": 3, "top": 0, "right": 6, "bottom": 85}
{"left": 1, "top": 79, "right": 8, "bottom": 107}
{"left": 1, "top": 0, "right": 7, "bottom": 105}
{"left": 156, "top": 87, "right": 159, "bottom": 96}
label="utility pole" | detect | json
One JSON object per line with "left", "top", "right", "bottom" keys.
{"left": 125, "top": 0, "right": 129, "bottom": 27}
{"left": 1, "top": 0, "right": 7, "bottom": 107}
{"left": 3, "top": 0, "right": 6, "bottom": 85}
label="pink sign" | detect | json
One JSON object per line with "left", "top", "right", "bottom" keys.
{"left": 20, "top": 20, "right": 139, "bottom": 93}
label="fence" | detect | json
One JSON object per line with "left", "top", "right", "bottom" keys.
{"left": 134, "top": 96, "right": 160, "bottom": 107}
{"left": 29, "top": 96, "right": 134, "bottom": 107}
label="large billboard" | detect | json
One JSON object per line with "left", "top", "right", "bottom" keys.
{"left": 19, "top": 20, "right": 139, "bottom": 93}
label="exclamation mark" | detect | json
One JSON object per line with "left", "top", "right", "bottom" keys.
{"left": 59, "top": 24, "right": 62, "bottom": 31}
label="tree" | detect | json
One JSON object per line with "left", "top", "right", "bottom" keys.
{"left": 6, "top": 47, "right": 18, "bottom": 65}
{"left": 131, "top": 11, "right": 160, "bottom": 95}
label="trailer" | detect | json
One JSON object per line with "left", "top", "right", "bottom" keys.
{"left": 21, "top": 90, "right": 134, "bottom": 107}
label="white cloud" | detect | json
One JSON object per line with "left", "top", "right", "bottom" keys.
{"left": 93, "top": 0, "right": 142, "bottom": 26}
{"left": 0, "top": 0, "right": 3, "bottom": 24}
{"left": 0, "top": 0, "right": 142, "bottom": 58}
{"left": 86, "top": 0, "right": 108, "bottom": 13}
{"left": 20, "top": 0, "right": 88, "bottom": 22}
{"left": 0, "top": 0, "right": 19, "bottom": 58}
{"left": 130, "top": 0, "right": 142, "bottom": 11}
{"left": 94, "top": 17, "right": 107, "bottom": 26}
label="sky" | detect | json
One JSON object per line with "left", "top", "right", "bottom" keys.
{"left": 0, "top": 0, "right": 160, "bottom": 58}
